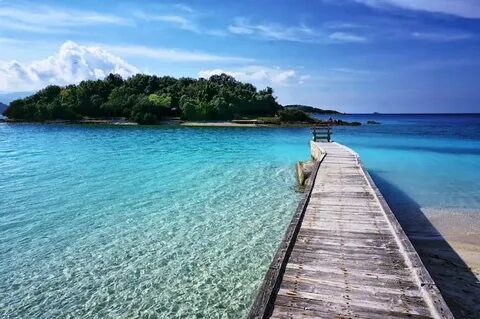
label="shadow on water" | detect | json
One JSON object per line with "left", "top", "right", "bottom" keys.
{"left": 370, "top": 172, "right": 480, "bottom": 319}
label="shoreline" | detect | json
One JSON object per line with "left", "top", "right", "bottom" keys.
{"left": 2, "top": 119, "right": 358, "bottom": 128}
{"left": 408, "top": 207, "right": 480, "bottom": 318}
{"left": 180, "top": 121, "right": 329, "bottom": 128}
{"left": 421, "top": 208, "right": 480, "bottom": 275}
{"left": 181, "top": 121, "right": 261, "bottom": 127}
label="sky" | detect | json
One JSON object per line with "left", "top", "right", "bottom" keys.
{"left": 0, "top": 0, "right": 479, "bottom": 113}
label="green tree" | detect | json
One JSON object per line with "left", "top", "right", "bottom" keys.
{"left": 3, "top": 72, "right": 284, "bottom": 124}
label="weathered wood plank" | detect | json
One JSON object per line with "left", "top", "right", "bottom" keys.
{"left": 247, "top": 156, "right": 325, "bottom": 319}
{"left": 275, "top": 289, "right": 433, "bottom": 317}
{"left": 271, "top": 295, "right": 435, "bottom": 319}
{"left": 285, "top": 263, "right": 416, "bottom": 281}
{"left": 248, "top": 142, "right": 453, "bottom": 319}
{"left": 282, "top": 266, "right": 419, "bottom": 290}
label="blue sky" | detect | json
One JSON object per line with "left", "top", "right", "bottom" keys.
{"left": 0, "top": 0, "right": 479, "bottom": 113}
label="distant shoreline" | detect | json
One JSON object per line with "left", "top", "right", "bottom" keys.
{"left": 1, "top": 118, "right": 362, "bottom": 128}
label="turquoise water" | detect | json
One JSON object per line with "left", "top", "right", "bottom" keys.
{"left": 0, "top": 125, "right": 308, "bottom": 318}
{"left": 324, "top": 114, "right": 480, "bottom": 210}
{"left": 1, "top": 114, "right": 480, "bottom": 318}
{"left": 318, "top": 113, "right": 480, "bottom": 238}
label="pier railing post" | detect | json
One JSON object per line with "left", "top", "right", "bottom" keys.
{"left": 311, "top": 126, "right": 332, "bottom": 142}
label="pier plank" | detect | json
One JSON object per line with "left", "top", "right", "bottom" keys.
{"left": 248, "top": 142, "right": 453, "bottom": 319}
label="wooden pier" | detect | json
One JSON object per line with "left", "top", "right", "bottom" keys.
{"left": 311, "top": 126, "right": 332, "bottom": 143}
{"left": 248, "top": 142, "right": 453, "bottom": 319}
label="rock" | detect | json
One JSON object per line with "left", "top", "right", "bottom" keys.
{"left": 296, "top": 160, "right": 315, "bottom": 189}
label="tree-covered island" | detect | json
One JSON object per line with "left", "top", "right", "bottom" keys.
{"left": 283, "top": 105, "right": 342, "bottom": 115}
{"left": 2, "top": 73, "right": 359, "bottom": 126}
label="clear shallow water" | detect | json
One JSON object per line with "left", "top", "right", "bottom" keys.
{"left": 316, "top": 113, "right": 480, "bottom": 238}
{"left": 0, "top": 125, "right": 308, "bottom": 318}
{"left": 321, "top": 114, "right": 480, "bottom": 210}
{"left": 1, "top": 114, "right": 480, "bottom": 318}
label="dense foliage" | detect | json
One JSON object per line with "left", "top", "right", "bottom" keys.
{"left": 284, "top": 104, "right": 340, "bottom": 114}
{"left": 278, "top": 108, "right": 316, "bottom": 123}
{"left": 3, "top": 73, "right": 281, "bottom": 124}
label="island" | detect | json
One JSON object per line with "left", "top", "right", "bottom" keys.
{"left": 283, "top": 104, "right": 342, "bottom": 115}
{"left": 2, "top": 73, "right": 359, "bottom": 126}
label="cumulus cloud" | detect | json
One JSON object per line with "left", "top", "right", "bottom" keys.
{"left": 0, "top": 41, "right": 138, "bottom": 92}
{"left": 198, "top": 66, "right": 307, "bottom": 87}
{"left": 354, "top": 0, "right": 480, "bottom": 19}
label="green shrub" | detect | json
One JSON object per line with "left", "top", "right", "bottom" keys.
{"left": 257, "top": 116, "right": 281, "bottom": 124}
{"left": 278, "top": 108, "right": 313, "bottom": 123}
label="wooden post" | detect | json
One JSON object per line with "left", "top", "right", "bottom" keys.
{"left": 311, "top": 126, "right": 332, "bottom": 142}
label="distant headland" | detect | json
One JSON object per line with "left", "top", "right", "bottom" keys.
{"left": 283, "top": 104, "right": 342, "bottom": 115}
{"left": 2, "top": 73, "right": 359, "bottom": 126}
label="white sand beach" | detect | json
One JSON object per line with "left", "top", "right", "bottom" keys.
{"left": 412, "top": 208, "right": 480, "bottom": 318}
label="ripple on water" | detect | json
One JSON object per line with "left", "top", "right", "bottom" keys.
{"left": 2, "top": 117, "right": 480, "bottom": 318}
{"left": 0, "top": 125, "right": 309, "bottom": 318}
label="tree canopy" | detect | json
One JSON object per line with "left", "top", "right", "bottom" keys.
{"left": 284, "top": 105, "right": 341, "bottom": 114}
{"left": 3, "top": 73, "right": 282, "bottom": 124}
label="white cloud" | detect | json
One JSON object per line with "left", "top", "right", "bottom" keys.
{"left": 198, "top": 66, "right": 308, "bottom": 87}
{"left": 0, "top": 41, "right": 138, "bottom": 92}
{"left": 329, "top": 32, "right": 367, "bottom": 43}
{"left": 354, "top": 0, "right": 480, "bottom": 19}
{"left": 104, "top": 44, "right": 252, "bottom": 63}
{"left": 134, "top": 12, "right": 199, "bottom": 33}
{"left": 324, "top": 22, "right": 365, "bottom": 29}
{"left": 228, "top": 18, "right": 317, "bottom": 42}
{"left": 228, "top": 18, "right": 369, "bottom": 44}
{"left": 156, "top": 15, "right": 198, "bottom": 32}
{"left": 173, "top": 4, "right": 194, "bottom": 13}
{"left": 134, "top": 10, "right": 227, "bottom": 36}
{"left": 412, "top": 31, "right": 473, "bottom": 41}
{"left": 0, "top": 37, "right": 25, "bottom": 44}
{"left": 0, "top": 5, "right": 132, "bottom": 33}
{"left": 298, "top": 75, "right": 311, "bottom": 84}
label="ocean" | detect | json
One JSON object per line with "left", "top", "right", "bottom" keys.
{"left": 316, "top": 114, "right": 480, "bottom": 239}
{"left": 1, "top": 114, "right": 479, "bottom": 318}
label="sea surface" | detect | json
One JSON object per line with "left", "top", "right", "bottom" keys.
{"left": 1, "top": 114, "right": 480, "bottom": 318}
{"left": 316, "top": 114, "right": 480, "bottom": 238}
